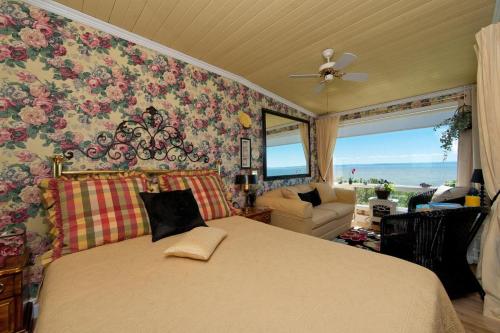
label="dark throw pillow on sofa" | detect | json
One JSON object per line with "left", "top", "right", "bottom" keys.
{"left": 298, "top": 188, "right": 322, "bottom": 207}
{"left": 140, "top": 189, "right": 207, "bottom": 242}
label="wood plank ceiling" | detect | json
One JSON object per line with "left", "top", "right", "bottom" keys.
{"left": 54, "top": 0, "right": 494, "bottom": 114}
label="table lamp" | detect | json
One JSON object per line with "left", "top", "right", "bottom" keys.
{"left": 471, "top": 169, "right": 485, "bottom": 206}
{"left": 235, "top": 174, "right": 258, "bottom": 210}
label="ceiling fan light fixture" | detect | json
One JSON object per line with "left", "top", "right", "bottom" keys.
{"left": 319, "top": 62, "right": 335, "bottom": 72}
{"left": 325, "top": 74, "right": 334, "bottom": 81}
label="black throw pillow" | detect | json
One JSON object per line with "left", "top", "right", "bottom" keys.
{"left": 298, "top": 188, "right": 322, "bottom": 207}
{"left": 140, "top": 189, "right": 207, "bottom": 242}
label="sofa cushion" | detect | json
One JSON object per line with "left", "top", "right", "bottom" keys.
{"left": 311, "top": 208, "right": 337, "bottom": 229}
{"left": 282, "top": 184, "right": 313, "bottom": 200}
{"left": 315, "top": 202, "right": 355, "bottom": 219}
{"left": 312, "top": 182, "right": 337, "bottom": 203}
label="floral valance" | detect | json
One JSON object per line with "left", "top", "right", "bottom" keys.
{"left": 339, "top": 91, "right": 465, "bottom": 122}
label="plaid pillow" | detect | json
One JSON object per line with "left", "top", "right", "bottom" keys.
{"left": 46, "top": 176, "right": 150, "bottom": 258}
{"left": 159, "top": 172, "right": 234, "bottom": 221}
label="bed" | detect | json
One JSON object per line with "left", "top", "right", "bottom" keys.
{"left": 35, "top": 215, "right": 463, "bottom": 333}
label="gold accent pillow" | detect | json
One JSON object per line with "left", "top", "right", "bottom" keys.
{"left": 163, "top": 227, "right": 227, "bottom": 261}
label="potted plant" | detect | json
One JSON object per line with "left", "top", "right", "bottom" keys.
{"left": 434, "top": 104, "right": 472, "bottom": 159}
{"left": 374, "top": 180, "right": 394, "bottom": 199}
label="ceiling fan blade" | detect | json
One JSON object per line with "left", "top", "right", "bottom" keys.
{"left": 289, "top": 74, "right": 321, "bottom": 78}
{"left": 332, "top": 53, "right": 357, "bottom": 70}
{"left": 342, "top": 72, "right": 368, "bottom": 81}
{"left": 314, "top": 82, "right": 325, "bottom": 94}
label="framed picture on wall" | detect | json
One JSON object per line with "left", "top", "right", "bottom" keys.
{"left": 240, "top": 138, "right": 252, "bottom": 169}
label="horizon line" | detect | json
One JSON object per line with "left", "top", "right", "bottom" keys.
{"left": 335, "top": 161, "right": 457, "bottom": 166}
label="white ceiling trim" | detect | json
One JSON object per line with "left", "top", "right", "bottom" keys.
{"left": 25, "top": 0, "right": 317, "bottom": 118}
{"left": 320, "top": 85, "right": 475, "bottom": 119}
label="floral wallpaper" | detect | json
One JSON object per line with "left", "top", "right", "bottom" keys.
{"left": 338, "top": 92, "right": 465, "bottom": 121}
{"left": 0, "top": 0, "right": 317, "bottom": 279}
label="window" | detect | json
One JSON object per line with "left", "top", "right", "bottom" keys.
{"left": 334, "top": 126, "right": 457, "bottom": 187}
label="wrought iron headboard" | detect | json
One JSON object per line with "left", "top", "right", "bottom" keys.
{"left": 63, "top": 106, "right": 208, "bottom": 164}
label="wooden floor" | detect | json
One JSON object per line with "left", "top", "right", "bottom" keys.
{"left": 453, "top": 294, "right": 500, "bottom": 333}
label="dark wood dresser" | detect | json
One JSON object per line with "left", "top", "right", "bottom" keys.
{"left": 0, "top": 253, "right": 28, "bottom": 333}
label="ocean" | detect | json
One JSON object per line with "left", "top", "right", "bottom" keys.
{"left": 266, "top": 162, "right": 457, "bottom": 186}
{"left": 267, "top": 166, "right": 308, "bottom": 177}
{"left": 334, "top": 162, "right": 457, "bottom": 187}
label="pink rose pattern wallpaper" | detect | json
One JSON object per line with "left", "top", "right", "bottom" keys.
{"left": 339, "top": 92, "right": 465, "bottom": 121}
{"left": 0, "top": 0, "right": 317, "bottom": 280}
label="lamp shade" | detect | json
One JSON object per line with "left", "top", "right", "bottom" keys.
{"left": 471, "top": 169, "right": 484, "bottom": 184}
{"left": 235, "top": 175, "right": 247, "bottom": 185}
{"left": 248, "top": 174, "right": 258, "bottom": 184}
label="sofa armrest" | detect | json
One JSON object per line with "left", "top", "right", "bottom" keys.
{"left": 334, "top": 188, "right": 356, "bottom": 205}
{"left": 256, "top": 196, "right": 313, "bottom": 219}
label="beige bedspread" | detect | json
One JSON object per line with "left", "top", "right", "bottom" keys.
{"left": 35, "top": 216, "right": 464, "bottom": 333}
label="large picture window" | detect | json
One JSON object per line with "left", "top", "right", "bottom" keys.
{"left": 334, "top": 126, "right": 457, "bottom": 187}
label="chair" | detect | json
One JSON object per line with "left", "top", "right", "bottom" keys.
{"left": 407, "top": 189, "right": 466, "bottom": 212}
{"left": 380, "top": 207, "right": 488, "bottom": 299}
{"left": 407, "top": 189, "right": 436, "bottom": 212}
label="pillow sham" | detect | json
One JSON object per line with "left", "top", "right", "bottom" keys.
{"left": 158, "top": 172, "right": 233, "bottom": 221}
{"left": 140, "top": 189, "right": 207, "bottom": 242}
{"left": 163, "top": 226, "right": 227, "bottom": 260}
{"left": 39, "top": 172, "right": 152, "bottom": 254}
{"left": 298, "top": 188, "right": 322, "bottom": 207}
{"left": 42, "top": 176, "right": 150, "bottom": 259}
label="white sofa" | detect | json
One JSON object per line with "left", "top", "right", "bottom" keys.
{"left": 256, "top": 183, "right": 356, "bottom": 239}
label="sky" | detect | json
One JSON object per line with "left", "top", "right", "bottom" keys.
{"left": 267, "top": 143, "right": 306, "bottom": 168}
{"left": 334, "top": 126, "right": 457, "bottom": 165}
{"left": 267, "top": 126, "right": 457, "bottom": 168}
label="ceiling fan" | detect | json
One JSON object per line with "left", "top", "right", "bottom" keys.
{"left": 289, "top": 48, "right": 368, "bottom": 93}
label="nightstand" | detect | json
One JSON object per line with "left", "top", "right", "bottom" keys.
{"left": 239, "top": 207, "right": 272, "bottom": 224}
{"left": 0, "top": 252, "right": 28, "bottom": 333}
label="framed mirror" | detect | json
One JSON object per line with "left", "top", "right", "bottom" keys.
{"left": 262, "top": 108, "right": 311, "bottom": 180}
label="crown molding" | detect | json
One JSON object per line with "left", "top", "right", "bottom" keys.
{"left": 320, "top": 84, "right": 475, "bottom": 119}
{"left": 25, "top": 0, "right": 317, "bottom": 118}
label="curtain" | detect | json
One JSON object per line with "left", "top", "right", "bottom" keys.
{"left": 457, "top": 128, "right": 473, "bottom": 187}
{"left": 315, "top": 116, "right": 339, "bottom": 185}
{"left": 467, "top": 86, "right": 483, "bottom": 264}
{"left": 298, "top": 123, "right": 309, "bottom": 167}
{"left": 471, "top": 86, "right": 482, "bottom": 169}
{"left": 475, "top": 23, "right": 500, "bottom": 321}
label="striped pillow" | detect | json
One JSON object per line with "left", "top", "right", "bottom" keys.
{"left": 48, "top": 176, "right": 150, "bottom": 258}
{"left": 159, "top": 172, "right": 233, "bottom": 221}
